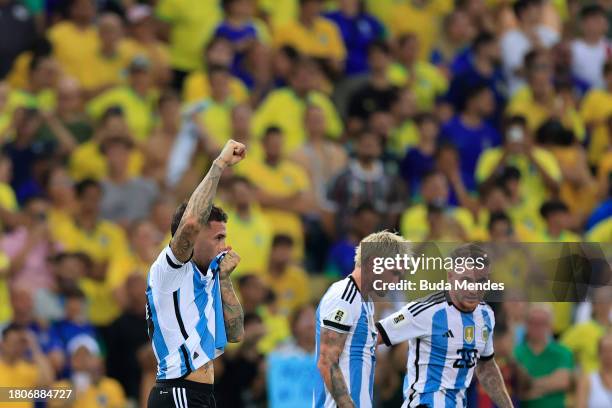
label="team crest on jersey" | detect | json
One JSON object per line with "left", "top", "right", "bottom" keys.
{"left": 464, "top": 326, "right": 475, "bottom": 343}
{"left": 334, "top": 310, "right": 345, "bottom": 322}
{"left": 393, "top": 314, "right": 405, "bottom": 324}
{"left": 482, "top": 327, "right": 489, "bottom": 342}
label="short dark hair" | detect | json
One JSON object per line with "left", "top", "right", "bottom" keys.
{"left": 170, "top": 204, "right": 228, "bottom": 237}
{"left": 263, "top": 126, "right": 283, "bottom": 140}
{"left": 272, "top": 234, "right": 294, "bottom": 248}
{"left": 488, "top": 211, "right": 512, "bottom": 232}
{"left": 472, "top": 31, "right": 496, "bottom": 53}
{"left": 540, "top": 199, "right": 569, "bottom": 219}
{"left": 75, "top": 178, "right": 101, "bottom": 198}
{"left": 462, "top": 83, "right": 490, "bottom": 111}
{"left": 368, "top": 39, "right": 390, "bottom": 55}
{"left": 513, "top": 0, "right": 542, "bottom": 19}
{"left": 580, "top": 4, "right": 605, "bottom": 20}
{"left": 2, "top": 323, "right": 24, "bottom": 339}
{"left": 64, "top": 286, "right": 85, "bottom": 300}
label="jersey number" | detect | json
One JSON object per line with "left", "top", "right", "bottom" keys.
{"left": 145, "top": 298, "right": 154, "bottom": 339}
{"left": 453, "top": 348, "right": 478, "bottom": 368}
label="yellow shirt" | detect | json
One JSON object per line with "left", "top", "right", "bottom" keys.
{"left": 107, "top": 251, "right": 150, "bottom": 288}
{"left": 366, "top": 0, "right": 452, "bottom": 33}
{"left": 388, "top": 62, "right": 448, "bottom": 111}
{"left": 48, "top": 21, "right": 99, "bottom": 84}
{"left": 192, "top": 98, "right": 237, "bottom": 149}
{"left": 475, "top": 147, "right": 561, "bottom": 207}
{"left": 259, "top": 0, "right": 298, "bottom": 28}
{"left": 0, "top": 252, "right": 12, "bottom": 324}
{"left": 587, "top": 217, "right": 612, "bottom": 242}
{"left": 507, "top": 87, "right": 585, "bottom": 141}
{"left": 50, "top": 378, "right": 126, "bottom": 408}
{"left": 58, "top": 219, "right": 129, "bottom": 264}
{"left": 5, "top": 51, "right": 31, "bottom": 90}
{"left": 155, "top": 0, "right": 221, "bottom": 71}
{"left": 236, "top": 159, "right": 310, "bottom": 259}
{"left": 273, "top": 17, "right": 346, "bottom": 61}
{"left": 581, "top": 89, "right": 612, "bottom": 165}
{"left": 257, "top": 306, "right": 290, "bottom": 355}
{"left": 87, "top": 86, "right": 157, "bottom": 141}
{"left": 80, "top": 276, "right": 122, "bottom": 326}
{"left": 252, "top": 88, "right": 342, "bottom": 153}
{"left": 78, "top": 42, "right": 137, "bottom": 91}
{"left": 8, "top": 88, "right": 56, "bottom": 112}
{"left": 226, "top": 207, "right": 273, "bottom": 277}
{"left": 182, "top": 70, "right": 248, "bottom": 104}
{"left": 69, "top": 140, "right": 144, "bottom": 182}
{"left": 264, "top": 265, "right": 311, "bottom": 316}
{"left": 400, "top": 203, "right": 475, "bottom": 241}
{"left": 0, "top": 182, "right": 18, "bottom": 232}
{"left": 0, "top": 359, "right": 39, "bottom": 408}
{"left": 389, "top": 120, "right": 419, "bottom": 156}
{"left": 561, "top": 320, "right": 608, "bottom": 373}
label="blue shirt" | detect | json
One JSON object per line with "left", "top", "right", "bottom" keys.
{"left": 400, "top": 148, "right": 436, "bottom": 198}
{"left": 213, "top": 21, "right": 258, "bottom": 88}
{"left": 586, "top": 199, "right": 612, "bottom": 231}
{"left": 325, "top": 239, "right": 356, "bottom": 278}
{"left": 441, "top": 116, "right": 501, "bottom": 191}
{"left": 324, "top": 11, "right": 385, "bottom": 76}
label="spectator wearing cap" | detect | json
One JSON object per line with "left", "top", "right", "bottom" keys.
{"left": 237, "top": 127, "right": 311, "bottom": 259}
{"left": 264, "top": 235, "right": 310, "bottom": 317}
{"left": 225, "top": 176, "right": 272, "bottom": 276}
{"left": 501, "top": 0, "right": 559, "bottom": 94}
{"left": 476, "top": 115, "right": 561, "bottom": 210}
{"left": 571, "top": 4, "right": 611, "bottom": 90}
{"left": 324, "top": 0, "right": 385, "bottom": 76}
{"left": 441, "top": 84, "right": 501, "bottom": 192}
{"left": 387, "top": 34, "right": 448, "bottom": 111}
{"left": 0, "top": 324, "right": 54, "bottom": 406}
{"left": 125, "top": 5, "right": 171, "bottom": 87}
{"left": 253, "top": 57, "right": 343, "bottom": 153}
{"left": 49, "top": 334, "right": 126, "bottom": 408}
{"left": 507, "top": 49, "right": 585, "bottom": 141}
{"left": 0, "top": 0, "right": 36, "bottom": 78}
{"left": 0, "top": 196, "right": 61, "bottom": 291}
{"left": 99, "top": 136, "right": 158, "bottom": 225}
{"left": 69, "top": 107, "right": 144, "bottom": 182}
{"left": 47, "top": 0, "right": 98, "bottom": 85}
{"left": 87, "top": 55, "right": 158, "bottom": 141}
{"left": 155, "top": 0, "right": 222, "bottom": 89}
{"left": 514, "top": 304, "right": 573, "bottom": 408}
{"left": 582, "top": 62, "right": 612, "bottom": 167}
{"left": 182, "top": 36, "right": 249, "bottom": 104}
{"left": 274, "top": 0, "right": 346, "bottom": 75}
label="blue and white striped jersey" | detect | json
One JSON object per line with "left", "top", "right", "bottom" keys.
{"left": 145, "top": 246, "right": 227, "bottom": 380}
{"left": 376, "top": 291, "right": 495, "bottom": 408}
{"left": 313, "top": 275, "right": 376, "bottom": 408}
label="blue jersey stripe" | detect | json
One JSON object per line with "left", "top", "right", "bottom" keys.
{"left": 146, "top": 288, "right": 169, "bottom": 379}
{"left": 349, "top": 306, "right": 368, "bottom": 407}
{"left": 482, "top": 309, "right": 492, "bottom": 339}
{"left": 421, "top": 308, "right": 449, "bottom": 406}
{"left": 445, "top": 388, "right": 459, "bottom": 408}
{"left": 454, "top": 312, "right": 475, "bottom": 390}
{"left": 313, "top": 305, "right": 326, "bottom": 407}
{"left": 212, "top": 271, "right": 227, "bottom": 350}
{"left": 192, "top": 265, "right": 215, "bottom": 359}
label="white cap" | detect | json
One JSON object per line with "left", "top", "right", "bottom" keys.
{"left": 67, "top": 334, "right": 100, "bottom": 356}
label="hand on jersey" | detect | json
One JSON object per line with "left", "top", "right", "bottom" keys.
{"left": 219, "top": 249, "right": 241, "bottom": 279}
{"left": 217, "top": 139, "right": 246, "bottom": 167}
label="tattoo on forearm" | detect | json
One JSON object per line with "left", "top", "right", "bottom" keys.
{"left": 220, "top": 278, "right": 244, "bottom": 342}
{"left": 330, "top": 363, "right": 354, "bottom": 407}
{"left": 476, "top": 360, "right": 513, "bottom": 408}
{"left": 319, "top": 329, "right": 354, "bottom": 407}
{"left": 170, "top": 161, "right": 223, "bottom": 260}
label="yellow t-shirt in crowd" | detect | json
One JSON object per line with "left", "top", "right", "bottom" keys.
{"left": 48, "top": 21, "right": 99, "bottom": 84}
{"left": 87, "top": 86, "right": 157, "bottom": 141}
{"left": 226, "top": 207, "right": 273, "bottom": 277}
{"left": 80, "top": 276, "right": 122, "bottom": 326}
{"left": 257, "top": 306, "right": 291, "bottom": 355}
{"left": 0, "top": 359, "right": 40, "bottom": 408}
{"left": 68, "top": 140, "right": 144, "bottom": 182}
{"left": 258, "top": 0, "right": 298, "bottom": 28}
{"left": 0, "top": 252, "right": 12, "bottom": 324}
{"left": 400, "top": 203, "right": 475, "bottom": 241}
{"left": 8, "top": 88, "right": 56, "bottom": 112}
{"left": 182, "top": 70, "right": 249, "bottom": 104}
{"left": 235, "top": 158, "right": 310, "bottom": 260}
{"left": 586, "top": 217, "right": 612, "bottom": 242}
{"left": 155, "top": 0, "right": 221, "bottom": 71}
{"left": 194, "top": 98, "right": 237, "bottom": 150}
{"left": 78, "top": 42, "right": 138, "bottom": 92}
{"left": 263, "top": 265, "right": 311, "bottom": 317}
{"left": 50, "top": 378, "right": 126, "bottom": 408}
{"left": 561, "top": 319, "right": 608, "bottom": 373}
{"left": 58, "top": 219, "right": 129, "bottom": 264}
{"left": 389, "top": 120, "right": 419, "bottom": 156}
{"left": 388, "top": 62, "right": 448, "bottom": 111}
{"left": 366, "top": 0, "right": 452, "bottom": 35}
{"left": 107, "top": 251, "right": 150, "bottom": 288}
{"left": 475, "top": 147, "right": 562, "bottom": 208}
{"left": 581, "top": 89, "right": 612, "bottom": 166}
{"left": 507, "top": 87, "right": 585, "bottom": 142}
{"left": 252, "top": 88, "right": 342, "bottom": 153}
{"left": 273, "top": 17, "right": 346, "bottom": 62}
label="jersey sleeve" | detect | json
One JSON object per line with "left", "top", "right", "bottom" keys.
{"left": 148, "top": 246, "right": 191, "bottom": 291}
{"left": 318, "top": 290, "right": 361, "bottom": 334}
{"left": 480, "top": 305, "right": 496, "bottom": 360}
{"left": 375, "top": 302, "right": 431, "bottom": 346}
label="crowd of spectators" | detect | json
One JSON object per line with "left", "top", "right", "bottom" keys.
{"left": 0, "top": 0, "right": 611, "bottom": 407}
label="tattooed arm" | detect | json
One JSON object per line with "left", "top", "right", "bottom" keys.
{"left": 475, "top": 358, "right": 513, "bottom": 408}
{"left": 170, "top": 140, "right": 246, "bottom": 262}
{"left": 219, "top": 250, "right": 244, "bottom": 342}
{"left": 317, "top": 328, "right": 354, "bottom": 408}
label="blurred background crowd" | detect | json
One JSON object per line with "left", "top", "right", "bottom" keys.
{"left": 0, "top": 0, "right": 611, "bottom": 407}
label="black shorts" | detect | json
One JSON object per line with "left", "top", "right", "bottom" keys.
{"left": 147, "top": 378, "right": 216, "bottom": 408}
